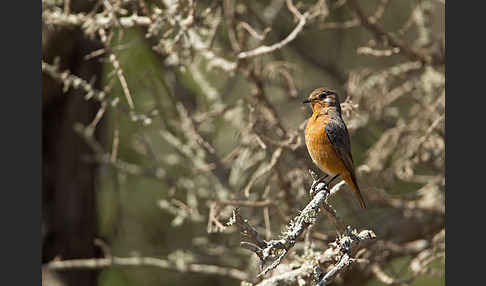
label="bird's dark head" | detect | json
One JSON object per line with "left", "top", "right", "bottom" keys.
{"left": 303, "top": 88, "right": 341, "bottom": 113}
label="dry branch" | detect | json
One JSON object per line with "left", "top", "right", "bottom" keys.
{"left": 44, "top": 256, "right": 248, "bottom": 281}
{"left": 347, "top": 0, "right": 442, "bottom": 65}
{"left": 229, "top": 174, "right": 376, "bottom": 283}
{"left": 237, "top": 13, "right": 308, "bottom": 59}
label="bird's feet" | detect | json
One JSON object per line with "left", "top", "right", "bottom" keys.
{"left": 310, "top": 175, "right": 328, "bottom": 198}
{"left": 309, "top": 174, "right": 340, "bottom": 198}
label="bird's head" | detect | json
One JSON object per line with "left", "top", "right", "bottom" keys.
{"left": 302, "top": 88, "right": 341, "bottom": 113}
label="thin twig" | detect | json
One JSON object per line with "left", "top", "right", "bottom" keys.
{"left": 44, "top": 256, "right": 248, "bottom": 281}
{"left": 237, "top": 0, "right": 308, "bottom": 60}
{"left": 98, "top": 28, "right": 135, "bottom": 109}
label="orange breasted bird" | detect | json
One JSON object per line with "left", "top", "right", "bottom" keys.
{"left": 303, "top": 87, "right": 366, "bottom": 208}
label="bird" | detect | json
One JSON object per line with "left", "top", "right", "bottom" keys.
{"left": 303, "top": 87, "right": 366, "bottom": 209}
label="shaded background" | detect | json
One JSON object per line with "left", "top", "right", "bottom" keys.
{"left": 42, "top": 0, "right": 445, "bottom": 285}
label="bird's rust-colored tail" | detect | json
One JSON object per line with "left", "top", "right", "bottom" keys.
{"left": 343, "top": 172, "right": 366, "bottom": 209}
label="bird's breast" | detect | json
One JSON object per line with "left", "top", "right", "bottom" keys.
{"left": 305, "top": 115, "right": 345, "bottom": 176}
{"left": 305, "top": 115, "right": 339, "bottom": 175}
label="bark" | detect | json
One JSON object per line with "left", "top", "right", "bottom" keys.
{"left": 42, "top": 1, "right": 104, "bottom": 285}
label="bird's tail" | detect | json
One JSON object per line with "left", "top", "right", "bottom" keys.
{"left": 344, "top": 173, "right": 366, "bottom": 209}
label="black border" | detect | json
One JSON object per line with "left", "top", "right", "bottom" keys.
{"left": 3, "top": 1, "right": 41, "bottom": 285}
{"left": 446, "top": 1, "right": 485, "bottom": 284}
{"left": 3, "top": 0, "right": 476, "bottom": 285}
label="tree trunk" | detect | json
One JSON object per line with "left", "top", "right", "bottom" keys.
{"left": 42, "top": 1, "right": 104, "bottom": 285}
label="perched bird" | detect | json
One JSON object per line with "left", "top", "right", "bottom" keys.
{"left": 303, "top": 87, "right": 366, "bottom": 208}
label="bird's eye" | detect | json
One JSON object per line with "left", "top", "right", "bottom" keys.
{"left": 319, "top": 92, "right": 327, "bottom": 99}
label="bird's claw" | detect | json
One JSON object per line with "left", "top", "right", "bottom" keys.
{"left": 309, "top": 175, "right": 329, "bottom": 198}
{"left": 310, "top": 182, "right": 317, "bottom": 198}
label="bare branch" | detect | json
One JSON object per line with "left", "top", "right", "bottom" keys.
{"left": 237, "top": 1, "right": 309, "bottom": 60}
{"left": 98, "top": 28, "right": 135, "bottom": 109}
{"left": 347, "top": 0, "right": 441, "bottom": 65}
{"left": 231, "top": 175, "right": 376, "bottom": 280}
{"left": 44, "top": 256, "right": 248, "bottom": 281}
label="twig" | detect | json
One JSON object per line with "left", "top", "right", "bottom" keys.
{"left": 243, "top": 147, "right": 283, "bottom": 197}
{"left": 64, "top": 0, "right": 70, "bottom": 15}
{"left": 263, "top": 207, "right": 272, "bottom": 240}
{"left": 42, "top": 61, "right": 107, "bottom": 102}
{"left": 319, "top": 0, "right": 389, "bottom": 29}
{"left": 43, "top": 256, "right": 248, "bottom": 281}
{"left": 347, "top": 0, "right": 439, "bottom": 65}
{"left": 357, "top": 46, "right": 400, "bottom": 57}
{"left": 237, "top": 0, "right": 308, "bottom": 60}
{"left": 370, "top": 263, "right": 415, "bottom": 285}
{"left": 98, "top": 28, "right": 135, "bottom": 109}
{"left": 237, "top": 21, "right": 271, "bottom": 41}
{"left": 42, "top": 9, "right": 151, "bottom": 29}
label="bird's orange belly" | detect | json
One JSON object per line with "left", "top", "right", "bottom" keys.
{"left": 305, "top": 121, "right": 347, "bottom": 176}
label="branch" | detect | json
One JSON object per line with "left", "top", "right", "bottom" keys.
{"left": 43, "top": 256, "right": 248, "bottom": 281}
{"left": 237, "top": 0, "right": 309, "bottom": 60}
{"left": 98, "top": 28, "right": 135, "bottom": 109}
{"left": 42, "top": 61, "right": 107, "bottom": 102}
{"left": 43, "top": 9, "right": 237, "bottom": 72}
{"left": 253, "top": 226, "right": 375, "bottom": 286}
{"left": 315, "top": 228, "right": 376, "bottom": 285}
{"left": 42, "top": 9, "right": 151, "bottom": 30}
{"left": 229, "top": 174, "right": 376, "bottom": 281}
{"left": 347, "top": 0, "right": 441, "bottom": 65}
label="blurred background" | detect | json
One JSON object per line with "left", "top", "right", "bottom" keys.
{"left": 42, "top": 0, "right": 445, "bottom": 285}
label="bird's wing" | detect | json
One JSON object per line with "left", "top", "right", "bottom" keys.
{"left": 325, "top": 117, "right": 367, "bottom": 208}
{"left": 324, "top": 118, "right": 355, "bottom": 174}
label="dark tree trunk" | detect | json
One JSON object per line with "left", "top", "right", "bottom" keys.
{"left": 42, "top": 2, "right": 104, "bottom": 286}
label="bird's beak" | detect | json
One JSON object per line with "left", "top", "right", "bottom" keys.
{"left": 302, "top": 99, "right": 311, "bottom": 104}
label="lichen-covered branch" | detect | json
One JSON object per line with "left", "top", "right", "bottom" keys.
{"left": 230, "top": 174, "right": 376, "bottom": 284}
